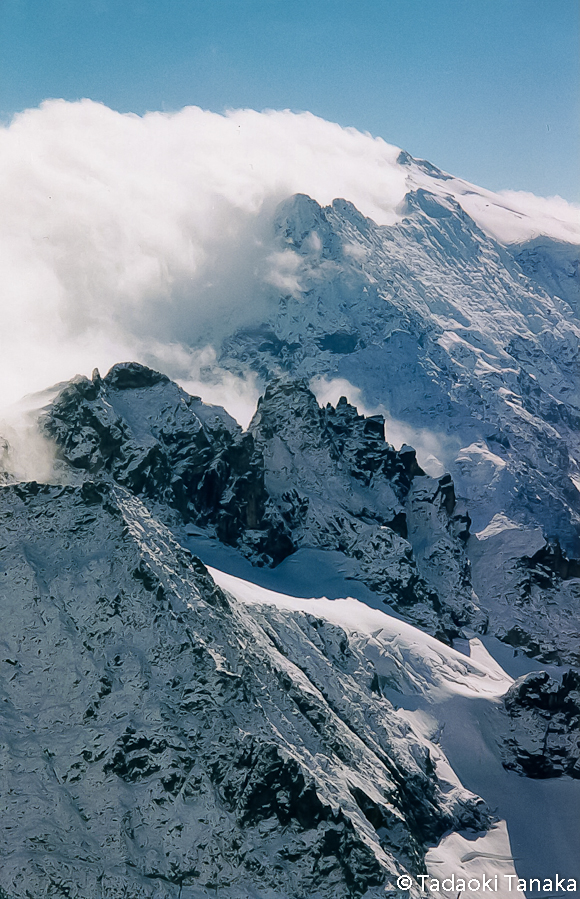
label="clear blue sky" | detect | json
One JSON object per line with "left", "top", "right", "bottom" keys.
{"left": 1, "top": 0, "right": 578, "bottom": 200}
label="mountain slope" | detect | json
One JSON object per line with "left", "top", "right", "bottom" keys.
{"left": 42, "top": 364, "right": 580, "bottom": 664}
{"left": 0, "top": 362, "right": 578, "bottom": 897}
{"left": 0, "top": 479, "right": 498, "bottom": 899}
{"left": 220, "top": 186, "right": 580, "bottom": 556}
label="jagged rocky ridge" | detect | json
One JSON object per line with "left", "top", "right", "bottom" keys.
{"left": 43, "top": 363, "right": 293, "bottom": 566}
{"left": 219, "top": 187, "right": 580, "bottom": 556}
{"left": 44, "top": 363, "right": 579, "bottom": 661}
{"left": 44, "top": 364, "right": 483, "bottom": 640}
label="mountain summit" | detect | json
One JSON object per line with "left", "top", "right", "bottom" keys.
{"left": 221, "top": 187, "right": 580, "bottom": 556}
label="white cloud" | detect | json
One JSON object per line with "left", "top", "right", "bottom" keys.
{"left": 0, "top": 414, "right": 59, "bottom": 485}
{"left": 310, "top": 376, "right": 368, "bottom": 411}
{"left": 149, "top": 343, "right": 261, "bottom": 429}
{"left": 0, "top": 100, "right": 408, "bottom": 415}
{"left": 456, "top": 186, "right": 580, "bottom": 245}
{"left": 0, "top": 98, "right": 578, "bottom": 430}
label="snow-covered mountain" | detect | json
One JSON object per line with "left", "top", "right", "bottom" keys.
{"left": 41, "top": 362, "right": 579, "bottom": 664}
{"left": 0, "top": 146, "right": 579, "bottom": 898}
{"left": 220, "top": 175, "right": 579, "bottom": 557}
{"left": 0, "top": 357, "right": 577, "bottom": 898}
{"left": 0, "top": 476, "right": 504, "bottom": 899}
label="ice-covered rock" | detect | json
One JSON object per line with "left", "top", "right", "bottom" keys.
{"left": 469, "top": 516, "right": 580, "bottom": 664}
{"left": 249, "top": 377, "right": 485, "bottom": 639}
{"left": 509, "top": 236, "right": 580, "bottom": 316}
{"left": 43, "top": 362, "right": 294, "bottom": 566}
{"left": 0, "top": 362, "right": 578, "bottom": 896}
{"left": 41, "top": 366, "right": 578, "bottom": 663}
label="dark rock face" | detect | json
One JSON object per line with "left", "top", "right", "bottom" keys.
{"left": 40, "top": 365, "right": 580, "bottom": 665}
{"left": 522, "top": 542, "right": 580, "bottom": 584}
{"left": 468, "top": 520, "right": 580, "bottom": 667}
{"left": 502, "top": 671, "right": 580, "bottom": 778}
{"left": 103, "top": 361, "right": 171, "bottom": 390}
{"left": 44, "top": 363, "right": 294, "bottom": 566}
{"left": 43, "top": 366, "right": 486, "bottom": 641}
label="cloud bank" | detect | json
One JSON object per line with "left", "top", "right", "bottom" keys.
{"left": 0, "top": 100, "right": 408, "bottom": 416}
{"left": 1, "top": 99, "right": 578, "bottom": 425}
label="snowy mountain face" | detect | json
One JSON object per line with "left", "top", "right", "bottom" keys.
{"left": 1, "top": 479, "right": 472, "bottom": 898}
{"left": 0, "top": 148, "right": 579, "bottom": 898}
{"left": 220, "top": 183, "right": 580, "bottom": 557}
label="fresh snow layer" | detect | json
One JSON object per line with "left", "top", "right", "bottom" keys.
{"left": 209, "top": 567, "right": 512, "bottom": 702}
{"left": 425, "top": 821, "right": 519, "bottom": 899}
{"left": 407, "top": 160, "right": 580, "bottom": 245}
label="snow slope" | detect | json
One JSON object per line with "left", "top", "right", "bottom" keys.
{"left": 209, "top": 565, "right": 580, "bottom": 898}
{"left": 0, "top": 480, "right": 501, "bottom": 898}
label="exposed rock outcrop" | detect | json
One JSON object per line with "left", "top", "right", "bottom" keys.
{"left": 43, "top": 368, "right": 486, "bottom": 642}
{"left": 249, "top": 378, "right": 485, "bottom": 640}
{"left": 501, "top": 671, "right": 580, "bottom": 779}
{"left": 41, "top": 365, "right": 579, "bottom": 662}
{"left": 44, "top": 362, "right": 294, "bottom": 566}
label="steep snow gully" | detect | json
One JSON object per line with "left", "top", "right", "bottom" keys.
{"left": 0, "top": 159, "right": 579, "bottom": 898}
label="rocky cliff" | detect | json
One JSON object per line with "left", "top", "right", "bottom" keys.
{"left": 43, "top": 364, "right": 579, "bottom": 662}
